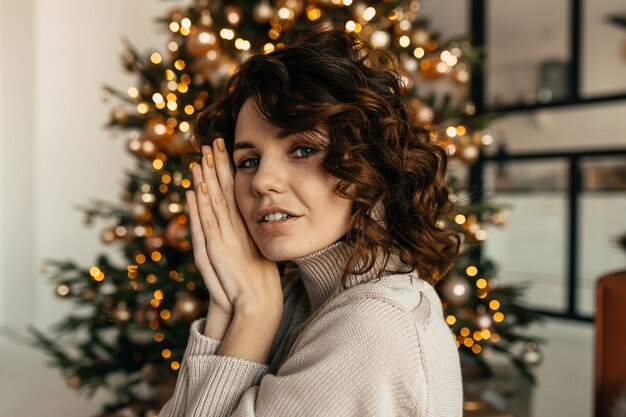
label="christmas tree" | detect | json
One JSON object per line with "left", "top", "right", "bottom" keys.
{"left": 27, "top": 1, "right": 545, "bottom": 415}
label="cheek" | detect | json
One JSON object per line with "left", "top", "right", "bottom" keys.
{"left": 234, "top": 177, "right": 247, "bottom": 212}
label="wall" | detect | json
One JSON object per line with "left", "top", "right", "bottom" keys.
{"left": 0, "top": 0, "right": 173, "bottom": 415}
{"left": 1, "top": 0, "right": 622, "bottom": 416}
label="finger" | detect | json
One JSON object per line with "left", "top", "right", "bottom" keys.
{"left": 211, "top": 138, "right": 239, "bottom": 222}
{"left": 185, "top": 190, "right": 214, "bottom": 277}
{"left": 191, "top": 161, "right": 221, "bottom": 238}
{"left": 201, "top": 145, "right": 234, "bottom": 236}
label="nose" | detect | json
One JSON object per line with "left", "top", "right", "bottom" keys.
{"left": 251, "top": 157, "right": 288, "bottom": 196}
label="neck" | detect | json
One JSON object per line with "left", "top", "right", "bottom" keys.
{"left": 291, "top": 240, "right": 405, "bottom": 311}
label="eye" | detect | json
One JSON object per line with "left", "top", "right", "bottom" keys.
{"left": 293, "top": 146, "right": 317, "bottom": 158}
{"left": 236, "top": 156, "right": 259, "bottom": 169}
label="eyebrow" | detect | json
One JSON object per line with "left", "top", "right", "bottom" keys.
{"left": 233, "top": 130, "right": 327, "bottom": 152}
{"left": 233, "top": 141, "right": 255, "bottom": 152}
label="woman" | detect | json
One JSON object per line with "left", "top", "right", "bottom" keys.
{"left": 159, "top": 25, "right": 463, "bottom": 417}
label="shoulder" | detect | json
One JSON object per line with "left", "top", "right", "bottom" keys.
{"left": 293, "top": 272, "right": 433, "bottom": 357}
{"left": 331, "top": 270, "right": 445, "bottom": 326}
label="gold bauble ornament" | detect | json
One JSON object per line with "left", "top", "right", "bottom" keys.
{"left": 168, "top": 8, "right": 183, "bottom": 22}
{"left": 224, "top": 5, "right": 243, "bottom": 26}
{"left": 81, "top": 287, "right": 97, "bottom": 301}
{"left": 174, "top": 293, "right": 203, "bottom": 321}
{"left": 253, "top": 0, "right": 273, "bottom": 24}
{"left": 419, "top": 57, "right": 447, "bottom": 80}
{"left": 112, "top": 301, "right": 131, "bottom": 322}
{"left": 459, "top": 144, "right": 479, "bottom": 165}
{"left": 140, "top": 363, "right": 157, "bottom": 383}
{"left": 452, "top": 65, "right": 470, "bottom": 84}
{"left": 440, "top": 274, "right": 472, "bottom": 306}
{"left": 165, "top": 215, "right": 189, "bottom": 249}
{"left": 101, "top": 227, "right": 117, "bottom": 244}
{"left": 143, "top": 119, "right": 172, "bottom": 148}
{"left": 55, "top": 282, "right": 72, "bottom": 298}
{"left": 145, "top": 232, "right": 165, "bottom": 252}
{"left": 159, "top": 193, "right": 184, "bottom": 220}
{"left": 519, "top": 342, "right": 543, "bottom": 367}
{"left": 410, "top": 99, "right": 434, "bottom": 125}
{"left": 164, "top": 133, "right": 191, "bottom": 155}
{"left": 112, "top": 107, "right": 128, "bottom": 124}
{"left": 186, "top": 29, "right": 218, "bottom": 57}
{"left": 66, "top": 373, "right": 81, "bottom": 389}
{"left": 490, "top": 209, "right": 509, "bottom": 226}
{"left": 279, "top": 0, "right": 304, "bottom": 16}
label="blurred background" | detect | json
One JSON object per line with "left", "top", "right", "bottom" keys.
{"left": 1, "top": 0, "right": 625, "bottom": 416}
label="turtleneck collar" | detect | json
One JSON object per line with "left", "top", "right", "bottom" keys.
{"left": 291, "top": 239, "right": 407, "bottom": 311}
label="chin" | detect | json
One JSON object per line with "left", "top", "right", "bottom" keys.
{"left": 258, "top": 245, "right": 303, "bottom": 262}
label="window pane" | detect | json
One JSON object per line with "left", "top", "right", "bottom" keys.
{"left": 486, "top": 0, "right": 571, "bottom": 108}
{"left": 582, "top": 0, "right": 626, "bottom": 97}
{"left": 578, "top": 156, "right": 626, "bottom": 315}
{"left": 483, "top": 161, "right": 570, "bottom": 311}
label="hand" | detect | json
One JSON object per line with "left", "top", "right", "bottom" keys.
{"left": 185, "top": 138, "right": 282, "bottom": 316}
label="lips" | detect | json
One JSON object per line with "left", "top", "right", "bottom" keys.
{"left": 254, "top": 206, "right": 300, "bottom": 223}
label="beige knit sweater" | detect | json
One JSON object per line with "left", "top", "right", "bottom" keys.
{"left": 158, "top": 240, "right": 463, "bottom": 416}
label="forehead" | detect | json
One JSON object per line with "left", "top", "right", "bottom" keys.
{"left": 234, "top": 99, "right": 329, "bottom": 149}
{"left": 234, "top": 99, "right": 278, "bottom": 139}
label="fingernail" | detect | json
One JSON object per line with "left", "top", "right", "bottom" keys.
{"left": 216, "top": 138, "right": 225, "bottom": 152}
{"left": 201, "top": 183, "right": 208, "bottom": 194}
{"left": 189, "top": 162, "right": 197, "bottom": 170}
{"left": 206, "top": 153, "right": 214, "bottom": 168}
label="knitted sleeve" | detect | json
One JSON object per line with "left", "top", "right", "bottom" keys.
{"left": 160, "top": 296, "right": 430, "bottom": 417}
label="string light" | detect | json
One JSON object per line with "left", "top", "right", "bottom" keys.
{"left": 306, "top": 6, "right": 321, "bottom": 21}
{"left": 150, "top": 53, "right": 162, "bottom": 64}
{"left": 278, "top": 7, "right": 292, "bottom": 20}
{"left": 413, "top": 47, "right": 425, "bottom": 58}
{"left": 465, "top": 266, "right": 478, "bottom": 276}
{"left": 137, "top": 103, "right": 149, "bottom": 114}
{"left": 219, "top": 28, "right": 235, "bottom": 40}
{"left": 363, "top": 7, "right": 376, "bottom": 21}
{"left": 234, "top": 38, "right": 251, "bottom": 50}
{"left": 446, "top": 126, "right": 458, "bottom": 137}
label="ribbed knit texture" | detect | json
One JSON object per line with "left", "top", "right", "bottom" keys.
{"left": 158, "top": 240, "right": 463, "bottom": 416}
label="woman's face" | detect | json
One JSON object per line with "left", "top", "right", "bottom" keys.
{"left": 232, "top": 98, "right": 352, "bottom": 261}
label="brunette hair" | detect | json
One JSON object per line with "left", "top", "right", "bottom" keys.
{"left": 193, "top": 24, "right": 460, "bottom": 286}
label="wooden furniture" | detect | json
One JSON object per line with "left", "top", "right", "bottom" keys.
{"left": 594, "top": 270, "right": 626, "bottom": 417}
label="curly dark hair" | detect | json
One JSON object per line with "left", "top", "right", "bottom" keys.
{"left": 193, "top": 24, "right": 460, "bottom": 286}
